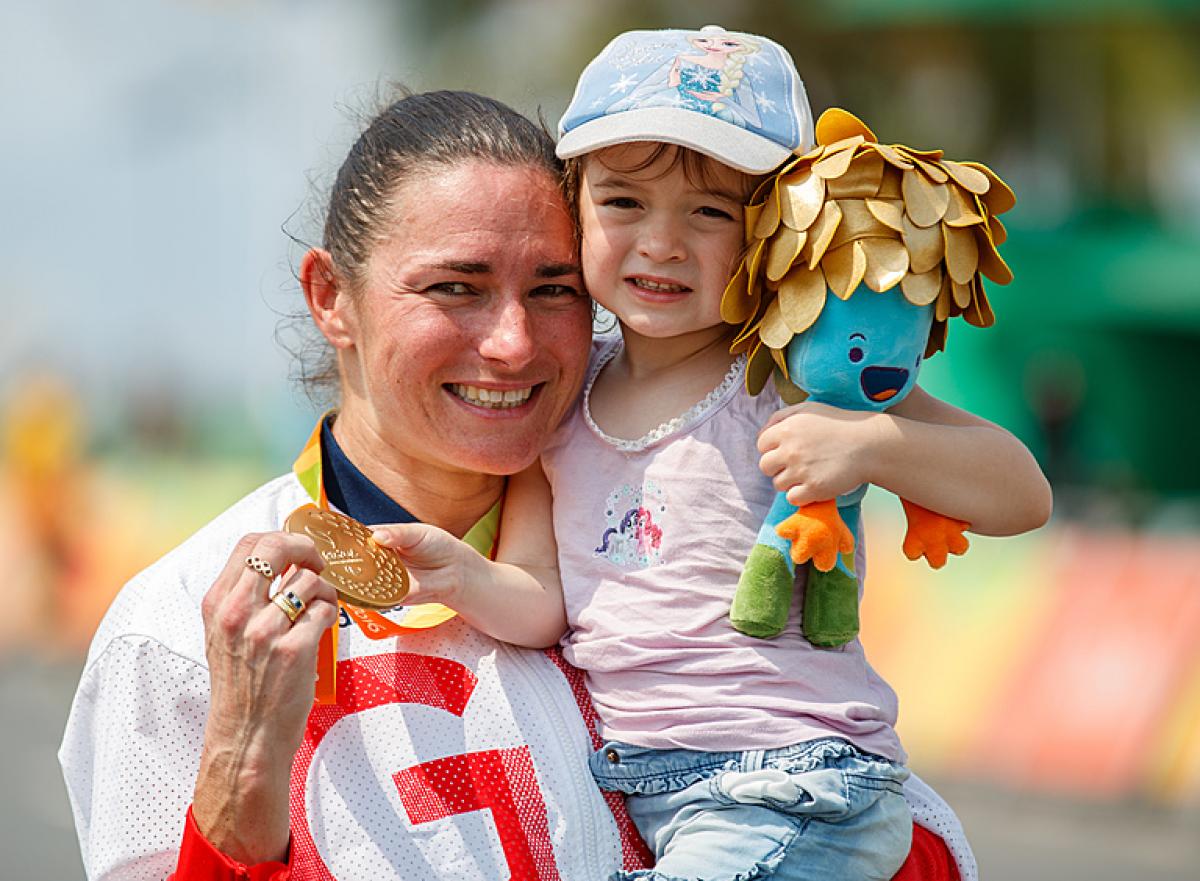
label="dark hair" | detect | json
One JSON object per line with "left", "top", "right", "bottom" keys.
{"left": 292, "top": 89, "right": 564, "bottom": 403}
{"left": 324, "top": 89, "right": 562, "bottom": 289}
{"left": 562, "top": 142, "right": 762, "bottom": 229}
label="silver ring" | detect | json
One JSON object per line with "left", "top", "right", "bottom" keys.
{"left": 271, "top": 589, "right": 306, "bottom": 625}
{"left": 245, "top": 555, "right": 276, "bottom": 580}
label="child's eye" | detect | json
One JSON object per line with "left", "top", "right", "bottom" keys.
{"left": 697, "top": 205, "right": 735, "bottom": 220}
{"left": 603, "top": 197, "right": 641, "bottom": 210}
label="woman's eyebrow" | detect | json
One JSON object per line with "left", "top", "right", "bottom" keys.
{"left": 429, "top": 260, "right": 580, "bottom": 277}
{"left": 432, "top": 261, "right": 490, "bottom": 273}
{"left": 537, "top": 262, "right": 581, "bottom": 278}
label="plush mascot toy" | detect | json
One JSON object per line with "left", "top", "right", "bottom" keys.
{"left": 724, "top": 108, "right": 1016, "bottom": 646}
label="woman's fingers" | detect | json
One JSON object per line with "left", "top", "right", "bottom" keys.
{"left": 275, "top": 568, "right": 340, "bottom": 644}
{"left": 231, "top": 532, "right": 327, "bottom": 603}
{"left": 208, "top": 533, "right": 268, "bottom": 604}
{"left": 202, "top": 531, "right": 332, "bottom": 670}
{"left": 258, "top": 567, "right": 331, "bottom": 628}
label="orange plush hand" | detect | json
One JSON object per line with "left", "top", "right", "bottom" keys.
{"left": 900, "top": 499, "right": 970, "bottom": 569}
{"left": 776, "top": 500, "right": 855, "bottom": 572}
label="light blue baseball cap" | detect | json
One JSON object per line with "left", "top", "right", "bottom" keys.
{"left": 557, "top": 25, "right": 814, "bottom": 174}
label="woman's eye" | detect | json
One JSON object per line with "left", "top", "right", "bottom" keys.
{"left": 697, "top": 205, "right": 735, "bottom": 220}
{"left": 532, "top": 284, "right": 581, "bottom": 299}
{"left": 428, "top": 282, "right": 474, "bottom": 296}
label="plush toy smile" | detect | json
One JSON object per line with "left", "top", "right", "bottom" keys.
{"left": 861, "top": 367, "right": 908, "bottom": 402}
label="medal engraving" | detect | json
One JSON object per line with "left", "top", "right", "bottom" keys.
{"left": 284, "top": 505, "right": 410, "bottom": 608}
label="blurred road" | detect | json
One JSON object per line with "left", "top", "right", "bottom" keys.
{"left": 1, "top": 656, "right": 88, "bottom": 881}
{"left": 3, "top": 657, "right": 1196, "bottom": 881}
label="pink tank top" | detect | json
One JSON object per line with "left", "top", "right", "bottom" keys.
{"left": 540, "top": 339, "right": 904, "bottom": 761}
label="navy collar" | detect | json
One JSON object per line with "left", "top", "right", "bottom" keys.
{"left": 320, "top": 416, "right": 417, "bottom": 527}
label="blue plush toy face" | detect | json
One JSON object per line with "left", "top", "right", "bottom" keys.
{"left": 784, "top": 284, "right": 934, "bottom": 411}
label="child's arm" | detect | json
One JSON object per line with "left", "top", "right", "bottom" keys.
{"left": 757, "top": 385, "right": 1052, "bottom": 536}
{"left": 370, "top": 461, "right": 566, "bottom": 648}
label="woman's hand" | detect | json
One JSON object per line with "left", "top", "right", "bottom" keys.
{"left": 193, "top": 531, "right": 339, "bottom": 865}
{"left": 758, "top": 402, "right": 881, "bottom": 507}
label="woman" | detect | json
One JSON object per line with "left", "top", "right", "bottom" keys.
{"left": 60, "top": 90, "right": 973, "bottom": 880}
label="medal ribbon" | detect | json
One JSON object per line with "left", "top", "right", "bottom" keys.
{"left": 292, "top": 416, "right": 502, "bottom": 704}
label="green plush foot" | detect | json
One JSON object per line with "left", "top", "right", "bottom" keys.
{"left": 731, "top": 544, "right": 794, "bottom": 638}
{"left": 802, "top": 566, "right": 861, "bottom": 647}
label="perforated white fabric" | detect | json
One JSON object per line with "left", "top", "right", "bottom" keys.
{"left": 904, "top": 773, "right": 978, "bottom": 881}
{"left": 59, "top": 472, "right": 975, "bottom": 881}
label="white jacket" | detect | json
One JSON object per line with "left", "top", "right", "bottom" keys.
{"left": 60, "top": 472, "right": 975, "bottom": 880}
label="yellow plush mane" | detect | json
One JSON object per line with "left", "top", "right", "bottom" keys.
{"left": 721, "top": 108, "right": 1017, "bottom": 395}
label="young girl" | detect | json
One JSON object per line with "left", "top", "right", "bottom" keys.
{"left": 374, "top": 26, "right": 1050, "bottom": 881}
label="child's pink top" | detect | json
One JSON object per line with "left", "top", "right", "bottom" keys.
{"left": 541, "top": 339, "right": 904, "bottom": 762}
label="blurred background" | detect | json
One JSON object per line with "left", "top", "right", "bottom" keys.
{"left": 2, "top": 1, "right": 1198, "bottom": 878}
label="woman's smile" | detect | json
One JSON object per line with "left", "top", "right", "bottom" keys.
{"left": 446, "top": 381, "right": 541, "bottom": 411}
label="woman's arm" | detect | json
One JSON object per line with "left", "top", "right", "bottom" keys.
{"left": 757, "top": 385, "right": 1052, "bottom": 536}
{"left": 372, "top": 461, "right": 567, "bottom": 648}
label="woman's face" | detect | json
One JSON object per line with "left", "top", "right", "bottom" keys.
{"left": 331, "top": 160, "right": 590, "bottom": 479}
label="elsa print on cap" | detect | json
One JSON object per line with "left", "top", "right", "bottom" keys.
{"left": 557, "top": 25, "right": 814, "bottom": 174}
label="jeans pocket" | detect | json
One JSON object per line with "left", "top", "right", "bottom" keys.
{"left": 711, "top": 767, "right": 851, "bottom": 819}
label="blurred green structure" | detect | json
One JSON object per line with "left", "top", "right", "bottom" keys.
{"left": 804, "top": 0, "right": 1200, "bottom": 511}
{"left": 410, "top": 0, "right": 1200, "bottom": 517}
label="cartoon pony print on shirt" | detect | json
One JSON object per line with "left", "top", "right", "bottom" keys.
{"left": 594, "top": 482, "right": 667, "bottom": 569}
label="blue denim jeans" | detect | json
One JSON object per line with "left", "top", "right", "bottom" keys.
{"left": 590, "top": 738, "right": 911, "bottom": 881}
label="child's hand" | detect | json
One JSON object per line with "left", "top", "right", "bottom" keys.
{"left": 370, "top": 523, "right": 473, "bottom": 608}
{"left": 757, "top": 402, "right": 881, "bottom": 506}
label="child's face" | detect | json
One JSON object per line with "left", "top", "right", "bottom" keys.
{"left": 578, "top": 144, "right": 750, "bottom": 344}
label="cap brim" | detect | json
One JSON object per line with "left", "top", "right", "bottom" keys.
{"left": 556, "top": 107, "right": 792, "bottom": 175}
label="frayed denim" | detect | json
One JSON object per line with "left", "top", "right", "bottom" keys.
{"left": 591, "top": 738, "right": 912, "bottom": 881}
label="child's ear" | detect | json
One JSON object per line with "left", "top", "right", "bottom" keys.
{"left": 300, "top": 249, "right": 355, "bottom": 349}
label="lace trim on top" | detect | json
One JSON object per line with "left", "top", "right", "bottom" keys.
{"left": 582, "top": 338, "right": 747, "bottom": 453}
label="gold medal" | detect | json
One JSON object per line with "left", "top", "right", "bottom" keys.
{"left": 284, "top": 505, "right": 410, "bottom": 609}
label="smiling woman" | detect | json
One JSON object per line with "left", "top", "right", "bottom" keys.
{"left": 301, "top": 158, "right": 589, "bottom": 533}
{"left": 58, "top": 90, "right": 647, "bottom": 881}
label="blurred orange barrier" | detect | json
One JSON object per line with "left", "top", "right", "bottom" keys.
{"left": 1145, "top": 640, "right": 1200, "bottom": 807}
{"left": 965, "top": 528, "right": 1200, "bottom": 796}
{"left": 861, "top": 521, "right": 1058, "bottom": 768}
{"left": 1, "top": 456, "right": 274, "bottom": 656}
